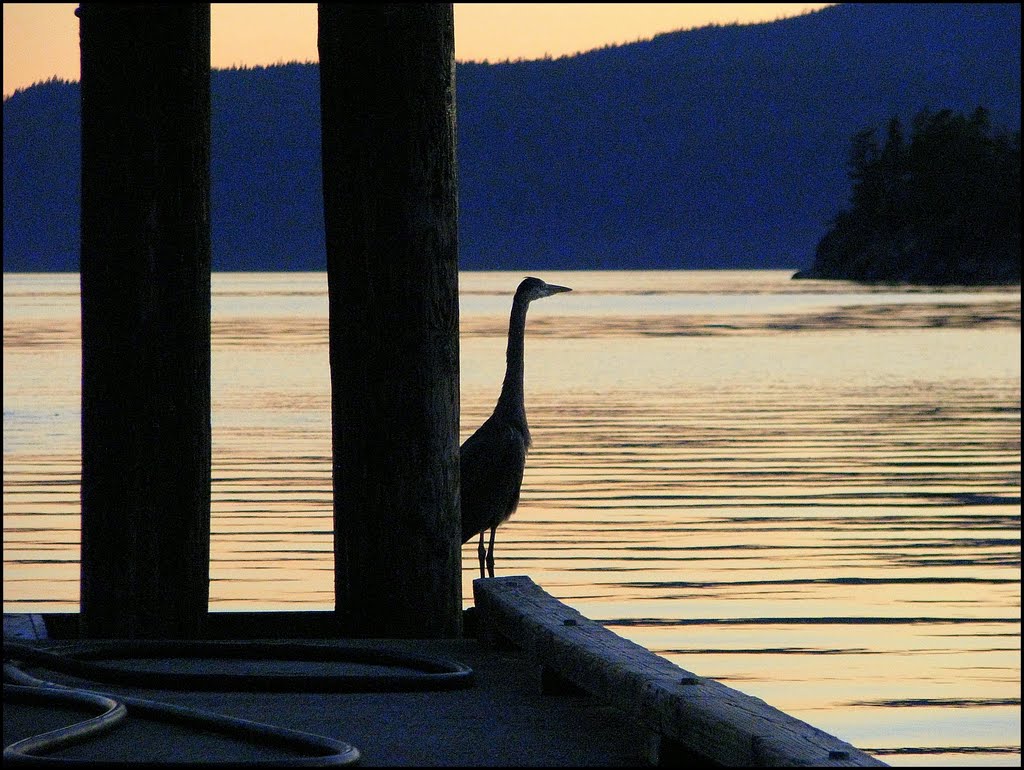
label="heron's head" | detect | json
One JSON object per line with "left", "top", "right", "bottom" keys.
{"left": 517, "top": 276, "right": 572, "bottom": 303}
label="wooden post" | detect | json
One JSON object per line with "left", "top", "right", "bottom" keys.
{"left": 318, "top": 4, "right": 461, "bottom": 638}
{"left": 78, "top": 3, "right": 211, "bottom": 639}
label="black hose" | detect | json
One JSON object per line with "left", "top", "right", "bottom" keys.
{"left": 3, "top": 682, "right": 127, "bottom": 759}
{"left": 3, "top": 662, "right": 362, "bottom": 767}
{"left": 3, "top": 639, "right": 476, "bottom": 766}
{"left": 4, "top": 640, "right": 474, "bottom": 692}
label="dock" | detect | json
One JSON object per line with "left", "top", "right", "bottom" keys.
{"left": 3, "top": 577, "right": 885, "bottom": 767}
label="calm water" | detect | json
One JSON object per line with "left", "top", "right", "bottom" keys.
{"left": 3, "top": 270, "right": 1020, "bottom": 766}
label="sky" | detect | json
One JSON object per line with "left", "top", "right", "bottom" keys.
{"left": 4, "top": 3, "right": 833, "bottom": 98}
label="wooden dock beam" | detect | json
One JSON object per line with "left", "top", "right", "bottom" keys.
{"left": 319, "top": 5, "right": 461, "bottom": 638}
{"left": 78, "top": 3, "right": 211, "bottom": 639}
{"left": 474, "top": 577, "right": 887, "bottom": 767}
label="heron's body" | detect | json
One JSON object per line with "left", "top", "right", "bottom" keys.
{"left": 459, "top": 414, "right": 528, "bottom": 543}
{"left": 460, "top": 277, "right": 570, "bottom": 578}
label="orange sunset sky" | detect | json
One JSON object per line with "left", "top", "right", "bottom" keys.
{"left": 4, "top": 3, "right": 834, "bottom": 98}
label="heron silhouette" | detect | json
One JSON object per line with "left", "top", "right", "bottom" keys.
{"left": 460, "top": 276, "right": 572, "bottom": 579}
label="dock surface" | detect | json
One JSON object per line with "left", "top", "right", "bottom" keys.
{"left": 5, "top": 637, "right": 650, "bottom": 766}
{"left": 4, "top": 577, "right": 887, "bottom": 766}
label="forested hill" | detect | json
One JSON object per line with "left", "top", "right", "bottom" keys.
{"left": 3, "top": 3, "right": 1020, "bottom": 273}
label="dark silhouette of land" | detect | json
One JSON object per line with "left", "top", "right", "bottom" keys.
{"left": 796, "top": 107, "right": 1020, "bottom": 284}
{"left": 2, "top": 3, "right": 1020, "bottom": 273}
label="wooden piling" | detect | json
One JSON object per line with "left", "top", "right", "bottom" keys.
{"left": 318, "top": 4, "right": 461, "bottom": 638}
{"left": 78, "top": 4, "right": 211, "bottom": 639}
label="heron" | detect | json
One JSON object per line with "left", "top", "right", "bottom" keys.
{"left": 460, "top": 276, "right": 572, "bottom": 579}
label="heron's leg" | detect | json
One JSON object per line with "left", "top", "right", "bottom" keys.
{"left": 485, "top": 526, "right": 497, "bottom": 578}
{"left": 477, "top": 532, "right": 486, "bottom": 580}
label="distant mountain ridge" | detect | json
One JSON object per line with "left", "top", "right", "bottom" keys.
{"left": 3, "top": 3, "right": 1020, "bottom": 272}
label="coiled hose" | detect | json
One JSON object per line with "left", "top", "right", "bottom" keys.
{"left": 4, "top": 639, "right": 475, "bottom": 767}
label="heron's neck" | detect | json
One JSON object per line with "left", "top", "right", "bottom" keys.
{"left": 495, "top": 296, "right": 530, "bottom": 421}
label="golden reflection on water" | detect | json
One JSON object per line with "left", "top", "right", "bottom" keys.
{"left": 3, "top": 270, "right": 1020, "bottom": 765}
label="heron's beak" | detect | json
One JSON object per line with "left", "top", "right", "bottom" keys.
{"left": 542, "top": 283, "right": 572, "bottom": 297}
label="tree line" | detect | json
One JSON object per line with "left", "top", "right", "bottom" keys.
{"left": 799, "top": 106, "right": 1020, "bottom": 284}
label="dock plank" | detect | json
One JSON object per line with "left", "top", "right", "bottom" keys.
{"left": 474, "top": 576, "right": 887, "bottom": 767}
